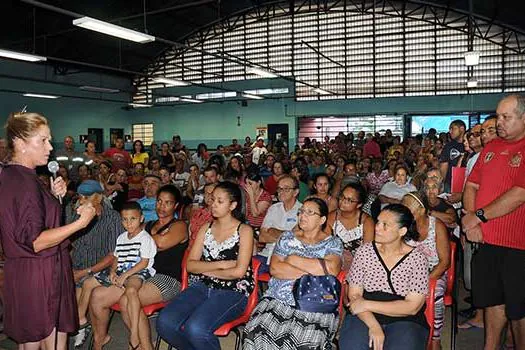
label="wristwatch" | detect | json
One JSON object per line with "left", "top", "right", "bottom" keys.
{"left": 475, "top": 208, "right": 488, "bottom": 223}
{"left": 87, "top": 268, "right": 94, "bottom": 276}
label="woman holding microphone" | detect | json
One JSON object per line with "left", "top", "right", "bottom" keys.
{"left": 0, "top": 112, "right": 96, "bottom": 350}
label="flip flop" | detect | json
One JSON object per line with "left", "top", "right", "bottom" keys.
{"left": 129, "top": 342, "right": 140, "bottom": 350}
{"left": 458, "top": 320, "right": 484, "bottom": 330}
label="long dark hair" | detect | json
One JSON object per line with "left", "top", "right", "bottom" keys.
{"left": 133, "top": 140, "right": 145, "bottom": 154}
{"left": 214, "top": 181, "right": 245, "bottom": 222}
{"left": 311, "top": 173, "right": 331, "bottom": 195}
{"left": 382, "top": 203, "right": 419, "bottom": 241}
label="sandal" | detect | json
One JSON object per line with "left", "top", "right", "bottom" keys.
{"left": 458, "top": 320, "right": 484, "bottom": 330}
{"left": 129, "top": 342, "right": 140, "bottom": 350}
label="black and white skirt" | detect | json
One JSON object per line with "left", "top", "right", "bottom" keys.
{"left": 243, "top": 298, "right": 339, "bottom": 350}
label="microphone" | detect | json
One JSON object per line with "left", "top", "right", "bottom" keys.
{"left": 47, "top": 161, "right": 62, "bottom": 204}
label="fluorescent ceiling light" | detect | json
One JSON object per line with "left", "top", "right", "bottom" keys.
{"left": 153, "top": 77, "right": 189, "bottom": 86}
{"left": 22, "top": 93, "right": 60, "bottom": 99}
{"left": 129, "top": 103, "right": 153, "bottom": 108}
{"left": 155, "top": 96, "right": 180, "bottom": 103}
{"left": 196, "top": 91, "right": 236, "bottom": 99}
{"left": 313, "top": 88, "right": 331, "bottom": 95}
{"left": 467, "top": 79, "right": 478, "bottom": 88}
{"left": 79, "top": 85, "right": 120, "bottom": 93}
{"left": 242, "top": 93, "right": 263, "bottom": 100}
{"left": 0, "top": 49, "right": 46, "bottom": 62}
{"left": 464, "top": 51, "right": 480, "bottom": 66}
{"left": 180, "top": 98, "right": 203, "bottom": 104}
{"left": 247, "top": 67, "right": 278, "bottom": 78}
{"left": 244, "top": 88, "right": 289, "bottom": 95}
{"left": 73, "top": 17, "right": 155, "bottom": 43}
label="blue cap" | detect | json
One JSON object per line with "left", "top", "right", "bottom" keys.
{"left": 77, "top": 180, "right": 104, "bottom": 196}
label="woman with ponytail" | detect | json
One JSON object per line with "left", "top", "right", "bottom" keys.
{"left": 339, "top": 204, "right": 430, "bottom": 350}
{"left": 156, "top": 181, "right": 254, "bottom": 350}
{"left": 402, "top": 192, "right": 450, "bottom": 350}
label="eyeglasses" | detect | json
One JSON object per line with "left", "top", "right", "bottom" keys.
{"left": 276, "top": 187, "right": 297, "bottom": 193}
{"left": 339, "top": 195, "right": 360, "bottom": 204}
{"left": 297, "top": 208, "right": 321, "bottom": 217}
{"left": 467, "top": 132, "right": 481, "bottom": 138}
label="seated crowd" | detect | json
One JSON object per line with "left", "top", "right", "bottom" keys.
{"left": 1, "top": 94, "right": 524, "bottom": 350}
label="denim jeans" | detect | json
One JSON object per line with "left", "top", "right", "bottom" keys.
{"left": 156, "top": 281, "right": 247, "bottom": 350}
{"left": 339, "top": 314, "right": 429, "bottom": 350}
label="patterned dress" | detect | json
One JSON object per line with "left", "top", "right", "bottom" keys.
{"left": 198, "top": 224, "right": 254, "bottom": 296}
{"left": 243, "top": 231, "right": 343, "bottom": 350}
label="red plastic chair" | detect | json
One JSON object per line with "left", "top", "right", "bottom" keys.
{"left": 213, "top": 258, "right": 261, "bottom": 350}
{"left": 180, "top": 248, "right": 191, "bottom": 291}
{"left": 258, "top": 271, "right": 271, "bottom": 283}
{"left": 88, "top": 301, "right": 168, "bottom": 350}
{"left": 336, "top": 271, "right": 346, "bottom": 316}
{"left": 159, "top": 255, "right": 261, "bottom": 350}
{"left": 425, "top": 278, "right": 438, "bottom": 350}
{"left": 445, "top": 241, "right": 458, "bottom": 350}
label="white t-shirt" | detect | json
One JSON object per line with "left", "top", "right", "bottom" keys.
{"left": 379, "top": 181, "right": 417, "bottom": 209}
{"left": 259, "top": 200, "right": 302, "bottom": 262}
{"left": 114, "top": 229, "right": 157, "bottom": 276}
{"left": 252, "top": 146, "right": 268, "bottom": 165}
{"left": 173, "top": 172, "right": 190, "bottom": 190}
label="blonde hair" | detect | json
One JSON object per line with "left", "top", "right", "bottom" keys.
{"left": 4, "top": 112, "right": 48, "bottom": 159}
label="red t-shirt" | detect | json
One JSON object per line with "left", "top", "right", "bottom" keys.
{"left": 264, "top": 175, "right": 279, "bottom": 196}
{"left": 244, "top": 189, "right": 272, "bottom": 228}
{"left": 363, "top": 141, "right": 382, "bottom": 158}
{"left": 103, "top": 148, "right": 131, "bottom": 171}
{"left": 468, "top": 137, "right": 525, "bottom": 249}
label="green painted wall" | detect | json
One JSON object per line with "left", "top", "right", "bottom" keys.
{"left": 128, "top": 92, "right": 506, "bottom": 149}
{"left": 0, "top": 59, "right": 134, "bottom": 150}
{"left": 127, "top": 98, "right": 295, "bottom": 149}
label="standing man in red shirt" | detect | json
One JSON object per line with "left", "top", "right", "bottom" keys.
{"left": 462, "top": 94, "right": 525, "bottom": 349}
{"left": 362, "top": 133, "right": 382, "bottom": 158}
{"left": 102, "top": 137, "right": 131, "bottom": 172}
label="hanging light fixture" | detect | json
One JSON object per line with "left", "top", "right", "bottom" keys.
{"left": 464, "top": 51, "right": 480, "bottom": 66}
{"left": 73, "top": 17, "right": 155, "bottom": 43}
{"left": 0, "top": 48, "right": 46, "bottom": 62}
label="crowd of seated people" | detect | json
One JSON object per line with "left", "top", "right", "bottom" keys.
{"left": 2, "top": 95, "right": 524, "bottom": 350}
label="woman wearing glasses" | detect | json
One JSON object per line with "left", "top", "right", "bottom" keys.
{"left": 244, "top": 198, "right": 343, "bottom": 350}
{"left": 327, "top": 183, "right": 375, "bottom": 270}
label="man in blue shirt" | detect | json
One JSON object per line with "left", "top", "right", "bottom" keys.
{"left": 137, "top": 174, "right": 161, "bottom": 222}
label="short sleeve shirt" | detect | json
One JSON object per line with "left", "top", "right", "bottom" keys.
{"left": 439, "top": 139, "right": 464, "bottom": 192}
{"left": 258, "top": 201, "right": 302, "bottom": 258}
{"left": 114, "top": 230, "right": 157, "bottom": 275}
{"left": 348, "top": 242, "right": 428, "bottom": 296}
{"left": 265, "top": 231, "right": 343, "bottom": 306}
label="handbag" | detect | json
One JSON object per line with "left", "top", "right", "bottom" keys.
{"left": 292, "top": 258, "right": 341, "bottom": 314}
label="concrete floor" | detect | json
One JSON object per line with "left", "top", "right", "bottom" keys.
{"left": 0, "top": 281, "right": 486, "bottom": 349}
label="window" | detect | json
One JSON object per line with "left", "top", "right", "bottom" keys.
{"left": 132, "top": 123, "right": 154, "bottom": 145}
{"left": 298, "top": 115, "right": 404, "bottom": 144}
{"left": 132, "top": 3, "right": 525, "bottom": 104}
{"left": 410, "top": 115, "right": 469, "bottom": 136}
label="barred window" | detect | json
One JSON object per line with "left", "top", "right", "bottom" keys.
{"left": 133, "top": 3, "right": 525, "bottom": 104}
{"left": 132, "top": 123, "right": 154, "bottom": 145}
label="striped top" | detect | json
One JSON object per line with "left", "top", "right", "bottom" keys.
{"left": 69, "top": 201, "right": 124, "bottom": 271}
{"left": 114, "top": 230, "right": 157, "bottom": 275}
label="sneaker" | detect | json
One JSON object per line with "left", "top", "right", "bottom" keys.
{"left": 73, "top": 326, "right": 89, "bottom": 348}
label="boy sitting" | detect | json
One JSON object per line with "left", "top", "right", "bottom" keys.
{"left": 76, "top": 202, "right": 157, "bottom": 334}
